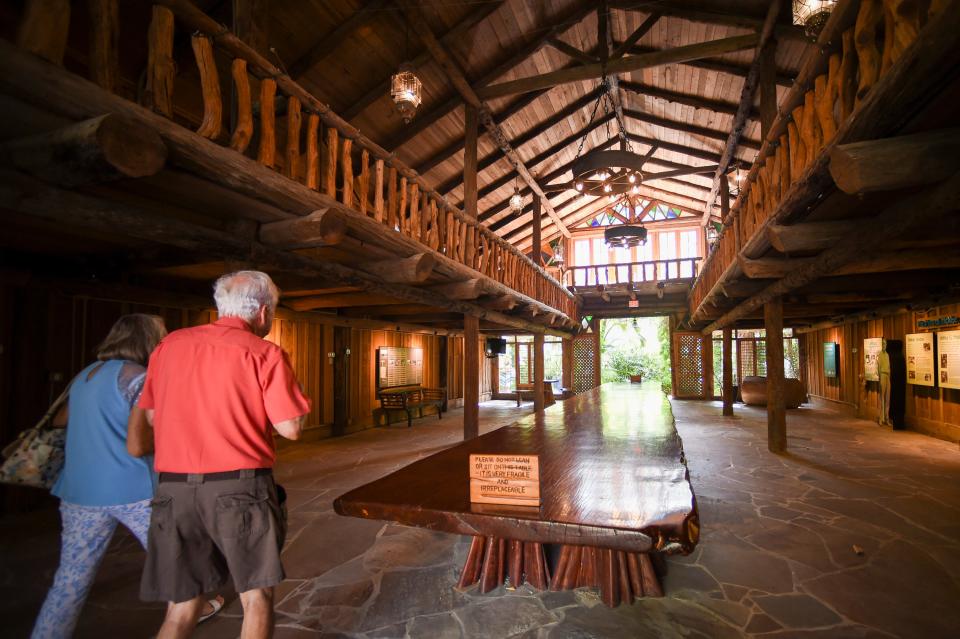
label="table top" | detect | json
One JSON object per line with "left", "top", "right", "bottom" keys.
{"left": 334, "top": 384, "right": 699, "bottom": 554}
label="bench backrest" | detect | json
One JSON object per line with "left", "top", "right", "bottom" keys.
{"left": 421, "top": 387, "right": 445, "bottom": 402}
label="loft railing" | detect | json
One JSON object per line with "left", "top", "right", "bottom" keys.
{"left": 13, "top": 0, "right": 577, "bottom": 322}
{"left": 565, "top": 258, "right": 702, "bottom": 288}
{"left": 689, "top": 0, "right": 940, "bottom": 319}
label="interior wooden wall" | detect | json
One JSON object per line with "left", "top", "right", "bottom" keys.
{"left": 0, "top": 283, "right": 492, "bottom": 511}
{"left": 801, "top": 303, "right": 960, "bottom": 442}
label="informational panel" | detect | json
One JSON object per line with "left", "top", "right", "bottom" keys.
{"left": 823, "top": 342, "right": 839, "bottom": 379}
{"left": 376, "top": 346, "right": 423, "bottom": 390}
{"left": 906, "top": 333, "right": 936, "bottom": 387}
{"left": 936, "top": 331, "right": 960, "bottom": 390}
{"left": 863, "top": 338, "right": 883, "bottom": 382}
{"left": 469, "top": 454, "right": 540, "bottom": 507}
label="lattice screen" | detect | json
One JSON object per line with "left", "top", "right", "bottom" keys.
{"left": 674, "top": 332, "right": 705, "bottom": 398}
{"left": 572, "top": 335, "right": 596, "bottom": 393}
{"left": 738, "top": 339, "right": 768, "bottom": 378}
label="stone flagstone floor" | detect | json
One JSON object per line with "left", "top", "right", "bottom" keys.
{"left": 2, "top": 391, "right": 959, "bottom": 638}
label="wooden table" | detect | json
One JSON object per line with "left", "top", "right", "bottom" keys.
{"left": 334, "top": 384, "right": 699, "bottom": 606}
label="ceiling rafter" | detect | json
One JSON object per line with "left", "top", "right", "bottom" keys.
{"left": 384, "top": 0, "right": 598, "bottom": 153}
{"left": 289, "top": 0, "right": 389, "bottom": 79}
{"left": 610, "top": 11, "right": 662, "bottom": 59}
{"left": 399, "top": 0, "right": 572, "bottom": 238}
{"left": 609, "top": 1, "right": 810, "bottom": 42}
{"left": 701, "top": 1, "right": 781, "bottom": 225}
{"left": 622, "top": 44, "right": 796, "bottom": 87}
{"left": 620, "top": 80, "right": 758, "bottom": 120}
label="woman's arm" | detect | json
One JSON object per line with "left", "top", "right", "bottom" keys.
{"left": 126, "top": 406, "right": 154, "bottom": 457}
{"left": 52, "top": 404, "right": 68, "bottom": 428}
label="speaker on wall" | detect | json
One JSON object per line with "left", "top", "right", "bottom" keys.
{"left": 485, "top": 337, "right": 507, "bottom": 358}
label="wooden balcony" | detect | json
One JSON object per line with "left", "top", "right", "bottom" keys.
{"left": 567, "top": 258, "right": 701, "bottom": 316}
{"left": 0, "top": 0, "right": 577, "bottom": 335}
{"left": 687, "top": 0, "right": 960, "bottom": 332}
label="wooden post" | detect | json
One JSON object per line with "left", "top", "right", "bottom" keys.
{"left": 464, "top": 104, "right": 479, "bottom": 266}
{"left": 758, "top": 39, "right": 778, "bottom": 140}
{"left": 88, "top": 0, "right": 119, "bottom": 92}
{"left": 532, "top": 193, "right": 543, "bottom": 266}
{"left": 722, "top": 327, "right": 734, "bottom": 416}
{"left": 534, "top": 332, "right": 545, "bottom": 412}
{"left": 463, "top": 315, "right": 480, "bottom": 440}
{"left": 562, "top": 337, "right": 573, "bottom": 394}
{"left": 764, "top": 296, "right": 786, "bottom": 452}
{"left": 16, "top": 0, "right": 71, "bottom": 65}
{"left": 592, "top": 317, "right": 601, "bottom": 390}
{"left": 332, "top": 325, "right": 350, "bottom": 437}
{"left": 233, "top": 0, "right": 269, "bottom": 134}
{"left": 438, "top": 335, "right": 449, "bottom": 411}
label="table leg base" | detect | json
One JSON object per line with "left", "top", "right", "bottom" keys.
{"left": 457, "top": 536, "right": 550, "bottom": 593}
{"left": 550, "top": 544, "right": 663, "bottom": 607}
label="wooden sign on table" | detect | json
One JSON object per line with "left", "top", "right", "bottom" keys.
{"left": 469, "top": 454, "right": 540, "bottom": 507}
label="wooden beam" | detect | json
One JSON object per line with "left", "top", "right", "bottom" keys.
{"left": 764, "top": 295, "right": 786, "bottom": 453}
{"left": 620, "top": 80, "right": 757, "bottom": 120}
{"left": 464, "top": 314, "right": 480, "bottom": 439}
{"left": 624, "top": 109, "right": 762, "bottom": 150}
{"left": 722, "top": 326, "right": 733, "bottom": 416}
{"left": 464, "top": 104, "right": 479, "bottom": 219}
{"left": 357, "top": 253, "right": 437, "bottom": 284}
{"left": 427, "top": 279, "right": 496, "bottom": 300}
{"left": 478, "top": 33, "right": 761, "bottom": 99}
{"left": 610, "top": 12, "right": 661, "bottom": 59}
{"left": 547, "top": 37, "right": 597, "bottom": 64}
{"left": 285, "top": 293, "right": 410, "bottom": 310}
{"left": 828, "top": 129, "right": 960, "bottom": 194}
{"left": 767, "top": 220, "right": 861, "bottom": 253}
{"left": 701, "top": 1, "right": 781, "bottom": 225}
{"left": 624, "top": 44, "right": 795, "bottom": 87}
{"left": 88, "top": 0, "right": 119, "bottom": 92}
{"left": 599, "top": 1, "right": 627, "bottom": 152}
{"left": 610, "top": 1, "right": 810, "bottom": 43}
{"left": 532, "top": 193, "right": 542, "bottom": 265}
{"left": 534, "top": 331, "right": 545, "bottom": 412}
{"left": 258, "top": 208, "right": 346, "bottom": 248}
{"left": 758, "top": 39, "right": 777, "bottom": 139}
{"left": 16, "top": 0, "right": 71, "bottom": 65}
{"left": 400, "top": 1, "right": 571, "bottom": 239}
{"left": 702, "top": 171, "right": 960, "bottom": 334}
{"left": 289, "top": 0, "right": 388, "bottom": 79}
{"left": 0, "top": 114, "right": 168, "bottom": 186}
{"left": 233, "top": 0, "right": 269, "bottom": 54}
{"left": 739, "top": 249, "right": 960, "bottom": 279}
{"left": 332, "top": 325, "right": 350, "bottom": 436}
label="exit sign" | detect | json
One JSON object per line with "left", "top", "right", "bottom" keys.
{"left": 628, "top": 300, "right": 639, "bottom": 308}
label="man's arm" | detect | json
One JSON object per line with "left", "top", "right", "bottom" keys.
{"left": 126, "top": 406, "right": 154, "bottom": 457}
{"left": 273, "top": 414, "right": 306, "bottom": 440}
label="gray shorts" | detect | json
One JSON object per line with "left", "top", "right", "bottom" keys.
{"left": 140, "top": 470, "right": 286, "bottom": 603}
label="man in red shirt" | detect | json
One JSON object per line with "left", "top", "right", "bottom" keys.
{"left": 138, "top": 270, "right": 310, "bottom": 639}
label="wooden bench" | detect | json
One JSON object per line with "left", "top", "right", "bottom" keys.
{"left": 375, "top": 386, "right": 446, "bottom": 428}
{"left": 336, "top": 383, "right": 699, "bottom": 607}
{"left": 513, "top": 382, "right": 556, "bottom": 408}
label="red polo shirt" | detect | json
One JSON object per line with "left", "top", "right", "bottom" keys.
{"left": 139, "top": 317, "right": 311, "bottom": 473}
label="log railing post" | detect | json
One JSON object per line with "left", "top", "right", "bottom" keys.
{"left": 764, "top": 295, "right": 786, "bottom": 452}
{"left": 88, "top": 0, "right": 119, "bottom": 92}
{"left": 17, "top": 0, "right": 71, "bottom": 65}
{"left": 257, "top": 78, "right": 276, "bottom": 166}
{"left": 146, "top": 5, "right": 175, "bottom": 118}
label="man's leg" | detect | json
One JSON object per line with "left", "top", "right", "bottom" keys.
{"left": 157, "top": 596, "right": 205, "bottom": 639}
{"left": 239, "top": 587, "right": 274, "bottom": 639}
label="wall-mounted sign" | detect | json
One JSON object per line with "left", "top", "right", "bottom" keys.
{"left": 936, "top": 330, "right": 960, "bottom": 390}
{"left": 376, "top": 346, "right": 423, "bottom": 389}
{"left": 469, "top": 454, "right": 540, "bottom": 507}
{"left": 906, "top": 333, "right": 935, "bottom": 387}
{"left": 916, "top": 314, "right": 960, "bottom": 332}
{"left": 823, "top": 342, "right": 839, "bottom": 379}
{"left": 863, "top": 337, "right": 883, "bottom": 382}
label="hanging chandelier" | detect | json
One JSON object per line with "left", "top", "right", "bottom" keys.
{"left": 568, "top": 79, "right": 650, "bottom": 249}
{"left": 792, "top": 0, "right": 837, "bottom": 37}
{"left": 509, "top": 176, "right": 523, "bottom": 211}
{"left": 391, "top": 63, "right": 422, "bottom": 123}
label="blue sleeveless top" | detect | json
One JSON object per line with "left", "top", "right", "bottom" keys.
{"left": 52, "top": 360, "right": 155, "bottom": 506}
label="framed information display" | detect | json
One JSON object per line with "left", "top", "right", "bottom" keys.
{"left": 863, "top": 338, "right": 883, "bottom": 382}
{"left": 905, "top": 333, "right": 935, "bottom": 387}
{"left": 936, "top": 331, "right": 960, "bottom": 390}
{"left": 375, "top": 346, "right": 424, "bottom": 390}
{"left": 823, "top": 342, "right": 839, "bottom": 378}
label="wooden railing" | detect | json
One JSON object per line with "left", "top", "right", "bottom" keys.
{"left": 16, "top": 0, "right": 576, "bottom": 322}
{"left": 689, "top": 0, "right": 941, "bottom": 318}
{"left": 566, "top": 258, "right": 701, "bottom": 288}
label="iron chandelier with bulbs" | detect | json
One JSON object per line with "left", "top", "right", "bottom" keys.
{"left": 569, "top": 78, "right": 650, "bottom": 249}
{"left": 793, "top": 0, "right": 837, "bottom": 37}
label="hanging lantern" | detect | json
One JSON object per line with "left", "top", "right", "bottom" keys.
{"left": 391, "top": 63, "right": 422, "bottom": 123}
{"left": 793, "top": 0, "right": 837, "bottom": 37}
{"left": 509, "top": 187, "right": 524, "bottom": 212}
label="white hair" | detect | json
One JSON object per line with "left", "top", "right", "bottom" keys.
{"left": 213, "top": 270, "right": 279, "bottom": 321}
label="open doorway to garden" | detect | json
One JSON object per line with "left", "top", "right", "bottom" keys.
{"left": 600, "top": 317, "right": 672, "bottom": 393}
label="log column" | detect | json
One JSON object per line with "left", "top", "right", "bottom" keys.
{"left": 463, "top": 104, "right": 479, "bottom": 266}
{"left": 722, "top": 326, "right": 734, "bottom": 416}
{"left": 532, "top": 194, "right": 543, "bottom": 266}
{"left": 534, "top": 332, "right": 545, "bottom": 412}
{"left": 332, "top": 325, "right": 350, "bottom": 437}
{"left": 764, "top": 296, "right": 786, "bottom": 452}
{"left": 463, "top": 314, "right": 480, "bottom": 440}
{"left": 561, "top": 337, "right": 573, "bottom": 395}
{"left": 438, "top": 335, "right": 449, "bottom": 412}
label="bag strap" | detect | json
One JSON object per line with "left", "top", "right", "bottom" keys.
{"left": 34, "top": 374, "right": 77, "bottom": 430}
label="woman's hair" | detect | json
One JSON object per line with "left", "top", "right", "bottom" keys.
{"left": 96, "top": 314, "right": 167, "bottom": 365}
{"left": 213, "top": 270, "right": 279, "bottom": 322}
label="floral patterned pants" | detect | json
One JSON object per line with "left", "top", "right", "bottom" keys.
{"left": 31, "top": 499, "right": 151, "bottom": 639}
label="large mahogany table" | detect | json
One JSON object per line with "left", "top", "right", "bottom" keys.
{"left": 334, "top": 384, "right": 699, "bottom": 606}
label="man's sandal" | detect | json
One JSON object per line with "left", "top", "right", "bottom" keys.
{"left": 198, "top": 595, "right": 224, "bottom": 625}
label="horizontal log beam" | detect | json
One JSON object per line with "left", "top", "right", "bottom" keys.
{"left": 288, "top": 0, "right": 389, "bottom": 79}
{"left": 739, "top": 249, "right": 960, "bottom": 279}
{"left": 357, "top": 252, "right": 436, "bottom": 284}
{"left": 427, "top": 278, "right": 497, "bottom": 300}
{"left": 624, "top": 109, "right": 762, "bottom": 150}
{"left": 258, "top": 208, "right": 346, "bottom": 248}
{"left": 624, "top": 44, "right": 796, "bottom": 87}
{"left": 285, "top": 292, "right": 410, "bottom": 310}
{"left": 478, "top": 33, "right": 761, "bottom": 99}
{"left": 609, "top": 1, "right": 811, "bottom": 43}
{"left": 620, "top": 80, "right": 758, "bottom": 120}
{"left": 828, "top": 129, "right": 960, "bottom": 194}
{"left": 0, "top": 113, "right": 167, "bottom": 186}
{"left": 766, "top": 220, "right": 862, "bottom": 253}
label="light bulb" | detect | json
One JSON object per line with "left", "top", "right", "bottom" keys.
{"left": 575, "top": 181, "right": 583, "bottom": 191}
{"left": 628, "top": 173, "right": 636, "bottom": 183}
{"left": 631, "top": 186, "right": 639, "bottom": 194}
{"left": 603, "top": 183, "right": 612, "bottom": 193}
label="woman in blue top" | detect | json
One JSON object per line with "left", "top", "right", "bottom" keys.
{"left": 31, "top": 314, "right": 220, "bottom": 638}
